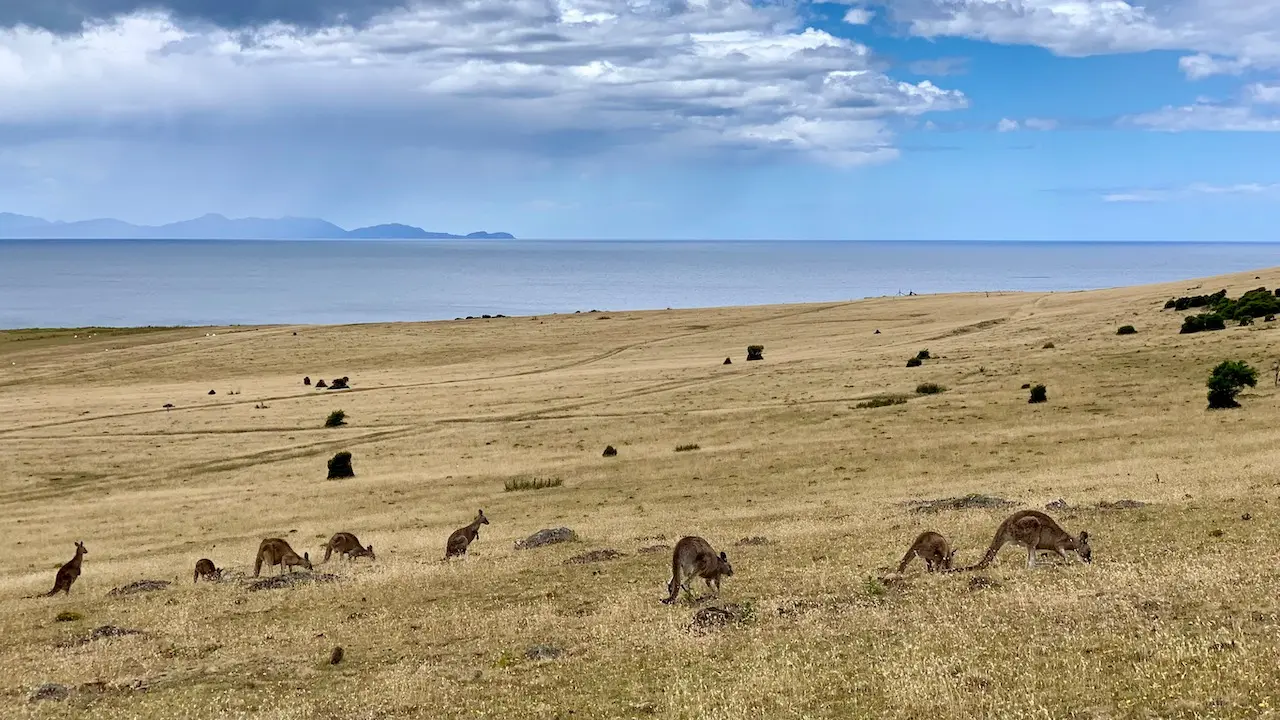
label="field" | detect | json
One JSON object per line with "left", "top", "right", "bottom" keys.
{"left": 3, "top": 268, "right": 1280, "bottom": 719}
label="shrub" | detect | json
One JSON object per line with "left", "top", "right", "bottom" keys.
{"left": 327, "top": 451, "right": 354, "bottom": 479}
{"left": 1163, "top": 299, "right": 1176, "bottom": 309}
{"left": 55, "top": 611, "right": 82, "bottom": 622}
{"left": 915, "top": 350, "right": 931, "bottom": 360}
{"left": 1181, "top": 313, "right": 1226, "bottom": 334}
{"left": 1028, "top": 384, "right": 1047, "bottom": 404}
{"left": 324, "top": 410, "right": 346, "bottom": 428}
{"left": 746, "top": 345, "right": 764, "bottom": 361}
{"left": 1239, "top": 316, "right": 1254, "bottom": 327}
{"left": 856, "top": 395, "right": 909, "bottom": 409}
{"left": 1042, "top": 342, "right": 1055, "bottom": 349}
{"left": 906, "top": 357, "right": 922, "bottom": 368}
{"left": 675, "top": 444, "right": 701, "bottom": 452}
{"left": 1117, "top": 325, "right": 1137, "bottom": 335}
{"left": 915, "top": 382, "right": 946, "bottom": 395}
{"left": 1207, "top": 360, "right": 1257, "bottom": 409}
{"left": 505, "top": 477, "right": 563, "bottom": 492}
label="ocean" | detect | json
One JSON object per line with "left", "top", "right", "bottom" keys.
{"left": 1, "top": 239, "right": 1278, "bottom": 329}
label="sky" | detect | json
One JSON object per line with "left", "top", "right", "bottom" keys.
{"left": 0, "top": 0, "right": 1278, "bottom": 240}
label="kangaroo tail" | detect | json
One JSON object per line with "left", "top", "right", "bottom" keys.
{"left": 253, "top": 552, "right": 263, "bottom": 577}
{"left": 323, "top": 545, "right": 332, "bottom": 563}
{"left": 964, "top": 528, "right": 1007, "bottom": 571}
{"left": 896, "top": 548, "right": 917, "bottom": 574}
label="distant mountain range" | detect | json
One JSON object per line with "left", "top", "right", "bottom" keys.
{"left": 0, "top": 213, "right": 514, "bottom": 240}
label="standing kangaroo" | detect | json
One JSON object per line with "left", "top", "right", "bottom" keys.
{"left": 967, "top": 510, "right": 1092, "bottom": 570}
{"left": 45, "top": 541, "right": 88, "bottom": 596}
{"left": 323, "top": 532, "right": 375, "bottom": 563}
{"left": 445, "top": 510, "right": 489, "bottom": 559}
{"left": 896, "top": 531, "right": 957, "bottom": 573}
{"left": 662, "top": 536, "right": 734, "bottom": 604}
{"left": 254, "top": 538, "right": 312, "bottom": 576}
{"left": 193, "top": 558, "right": 222, "bottom": 583}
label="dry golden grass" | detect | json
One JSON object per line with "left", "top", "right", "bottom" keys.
{"left": 3, "top": 270, "right": 1280, "bottom": 718}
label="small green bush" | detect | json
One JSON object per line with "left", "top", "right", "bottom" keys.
{"left": 327, "top": 451, "right": 354, "bottom": 479}
{"left": 1181, "top": 313, "right": 1226, "bottom": 334}
{"left": 324, "top": 410, "right": 346, "bottom": 428}
{"left": 1239, "top": 316, "right": 1254, "bottom": 327}
{"left": 504, "top": 477, "right": 563, "bottom": 492}
{"left": 55, "top": 611, "right": 82, "bottom": 622}
{"left": 915, "top": 350, "right": 931, "bottom": 360}
{"left": 915, "top": 382, "right": 946, "bottom": 395}
{"left": 1028, "top": 384, "right": 1047, "bottom": 404}
{"left": 906, "top": 357, "right": 922, "bottom": 368}
{"left": 1207, "top": 360, "right": 1257, "bottom": 409}
{"left": 675, "top": 444, "right": 701, "bottom": 452}
{"left": 856, "top": 395, "right": 909, "bottom": 409}
{"left": 1117, "top": 325, "right": 1137, "bottom": 335}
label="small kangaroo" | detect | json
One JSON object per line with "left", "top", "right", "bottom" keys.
{"left": 193, "top": 558, "right": 222, "bottom": 583}
{"left": 968, "top": 510, "right": 1092, "bottom": 570}
{"left": 45, "top": 541, "right": 88, "bottom": 596}
{"left": 323, "top": 532, "right": 375, "bottom": 563}
{"left": 254, "top": 538, "right": 312, "bottom": 576}
{"left": 896, "top": 531, "right": 957, "bottom": 573}
{"left": 662, "top": 536, "right": 734, "bottom": 604}
{"left": 444, "top": 510, "right": 489, "bottom": 559}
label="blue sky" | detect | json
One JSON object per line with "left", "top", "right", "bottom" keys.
{"left": 0, "top": 0, "right": 1278, "bottom": 240}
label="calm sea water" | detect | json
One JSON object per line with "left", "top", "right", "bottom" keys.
{"left": 2, "top": 239, "right": 1278, "bottom": 329}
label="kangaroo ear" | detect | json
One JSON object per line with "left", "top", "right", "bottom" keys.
{"left": 1079, "top": 531, "right": 1089, "bottom": 541}
{"left": 719, "top": 551, "right": 727, "bottom": 561}
{"left": 304, "top": 552, "right": 310, "bottom": 560}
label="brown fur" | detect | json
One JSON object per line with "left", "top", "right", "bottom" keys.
{"left": 444, "top": 510, "right": 489, "bottom": 559}
{"left": 662, "top": 536, "right": 734, "bottom": 604}
{"left": 323, "top": 532, "right": 375, "bottom": 563}
{"left": 896, "top": 531, "right": 957, "bottom": 573}
{"left": 967, "top": 510, "right": 1092, "bottom": 571}
{"left": 45, "top": 541, "right": 88, "bottom": 597}
{"left": 193, "top": 558, "right": 222, "bottom": 583}
{"left": 253, "top": 538, "right": 312, "bottom": 577}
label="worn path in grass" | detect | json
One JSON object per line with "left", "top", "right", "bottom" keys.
{"left": 3, "top": 271, "right": 1280, "bottom": 718}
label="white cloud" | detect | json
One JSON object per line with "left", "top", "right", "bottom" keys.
{"left": 1249, "top": 83, "right": 1280, "bottom": 104}
{"left": 871, "top": 0, "right": 1280, "bottom": 76}
{"left": 997, "top": 117, "right": 1020, "bottom": 132}
{"left": 1023, "top": 117, "right": 1058, "bottom": 130}
{"left": 843, "top": 7, "right": 874, "bottom": 25}
{"left": 0, "top": 3, "right": 967, "bottom": 166}
{"left": 1125, "top": 102, "right": 1280, "bottom": 132}
{"left": 1102, "top": 182, "right": 1280, "bottom": 202}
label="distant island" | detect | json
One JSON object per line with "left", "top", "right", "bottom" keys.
{"left": 0, "top": 212, "right": 514, "bottom": 240}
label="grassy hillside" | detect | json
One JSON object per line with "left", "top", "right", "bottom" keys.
{"left": 2, "top": 269, "right": 1279, "bottom": 718}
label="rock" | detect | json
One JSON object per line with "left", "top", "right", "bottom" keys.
{"left": 1045, "top": 498, "right": 1070, "bottom": 511}
{"left": 515, "top": 528, "right": 578, "bottom": 550}
{"left": 108, "top": 579, "right": 172, "bottom": 596}
{"left": 208, "top": 389, "right": 216, "bottom": 395}
{"left": 564, "top": 549, "right": 624, "bottom": 565}
{"left": 329, "top": 646, "right": 344, "bottom": 665}
{"left": 602, "top": 445, "right": 617, "bottom": 457}
{"left": 723, "top": 357, "right": 732, "bottom": 365}
{"left": 525, "top": 644, "right": 562, "bottom": 661}
{"left": 28, "top": 683, "right": 70, "bottom": 702}
{"left": 1096, "top": 499, "right": 1147, "bottom": 510}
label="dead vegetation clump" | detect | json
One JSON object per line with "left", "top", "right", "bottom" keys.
{"left": 247, "top": 572, "right": 339, "bottom": 592}
{"left": 107, "top": 579, "right": 172, "bottom": 596}
{"left": 564, "top": 549, "right": 624, "bottom": 564}
{"left": 856, "top": 394, "right": 909, "bottom": 409}
{"left": 1096, "top": 499, "right": 1148, "bottom": 510}
{"left": 515, "top": 528, "right": 578, "bottom": 549}
{"left": 735, "top": 536, "right": 772, "bottom": 546}
{"left": 504, "top": 477, "right": 563, "bottom": 492}
{"left": 58, "top": 625, "right": 145, "bottom": 648}
{"left": 690, "top": 603, "right": 753, "bottom": 633}
{"left": 906, "top": 493, "right": 1015, "bottom": 513}
{"left": 637, "top": 544, "right": 670, "bottom": 554}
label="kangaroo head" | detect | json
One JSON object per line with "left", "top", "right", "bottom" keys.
{"left": 718, "top": 551, "right": 734, "bottom": 577}
{"left": 477, "top": 509, "right": 489, "bottom": 525}
{"left": 365, "top": 544, "right": 376, "bottom": 561}
{"left": 943, "top": 548, "right": 958, "bottom": 570}
{"left": 1074, "top": 531, "right": 1092, "bottom": 562}
{"left": 75, "top": 541, "right": 88, "bottom": 555}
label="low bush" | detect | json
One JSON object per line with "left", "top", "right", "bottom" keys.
{"left": 327, "top": 451, "right": 354, "bottom": 479}
{"left": 915, "top": 350, "right": 931, "bottom": 360}
{"left": 675, "top": 444, "right": 701, "bottom": 452}
{"left": 1207, "top": 360, "right": 1257, "bottom": 409}
{"left": 1117, "top": 325, "right": 1137, "bottom": 335}
{"left": 505, "top": 477, "right": 563, "bottom": 492}
{"left": 906, "top": 357, "right": 922, "bottom": 368}
{"left": 324, "top": 410, "right": 346, "bottom": 428}
{"left": 1029, "top": 384, "right": 1047, "bottom": 404}
{"left": 1181, "top": 313, "right": 1226, "bottom": 334}
{"left": 1042, "top": 342, "right": 1055, "bottom": 349}
{"left": 915, "top": 382, "right": 946, "bottom": 395}
{"left": 856, "top": 395, "right": 909, "bottom": 409}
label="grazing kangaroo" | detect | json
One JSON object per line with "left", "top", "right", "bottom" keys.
{"left": 968, "top": 510, "right": 1092, "bottom": 570}
{"left": 253, "top": 538, "right": 312, "bottom": 576}
{"left": 662, "top": 536, "right": 734, "bottom": 604}
{"left": 444, "top": 510, "right": 488, "bottom": 559}
{"left": 323, "top": 532, "right": 375, "bottom": 563}
{"left": 45, "top": 541, "right": 88, "bottom": 596}
{"left": 896, "top": 531, "right": 957, "bottom": 573}
{"left": 193, "top": 558, "right": 222, "bottom": 583}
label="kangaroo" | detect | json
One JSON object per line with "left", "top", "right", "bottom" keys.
{"left": 444, "top": 510, "right": 488, "bottom": 559}
{"left": 193, "top": 558, "right": 222, "bottom": 583}
{"left": 254, "top": 538, "right": 312, "bottom": 576}
{"left": 896, "top": 531, "right": 957, "bottom": 573}
{"left": 662, "top": 536, "right": 734, "bottom": 604}
{"left": 45, "top": 541, "right": 88, "bottom": 596}
{"left": 967, "top": 510, "right": 1092, "bottom": 570}
{"left": 323, "top": 532, "right": 375, "bottom": 563}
